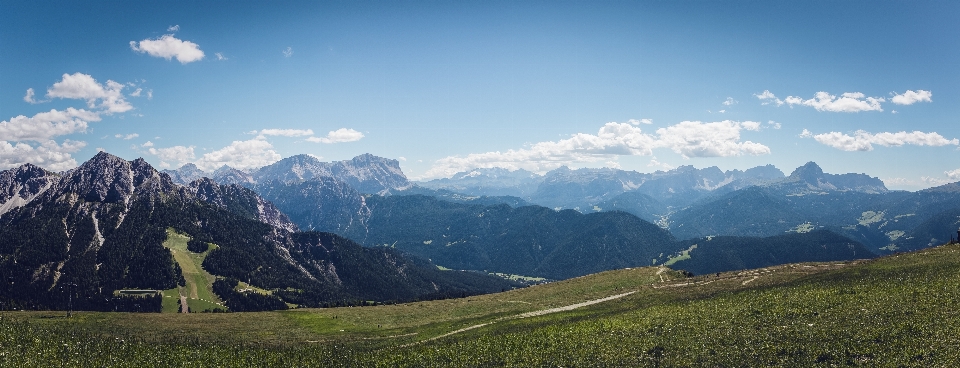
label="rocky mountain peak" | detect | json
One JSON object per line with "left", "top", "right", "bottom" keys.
{"left": 779, "top": 161, "right": 886, "bottom": 193}
{"left": 52, "top": 153, "right": 176, "bottom": 204}
{"left": 741, "top": 164, "right": 785, "bottom": 180}
{"left": 789, "top": 161, "right": 825, "bottom": 184}
{"left": 161, "top": 163, "right": 208, "bottom": 185}
{"left": 212, "top": 165, "right": 255, "bottom": 186}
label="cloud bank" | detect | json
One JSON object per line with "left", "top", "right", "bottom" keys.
{"left": 757, "top": 89, "right": 932, "bottom": 112}
{"left": 423, "top": 120, "right": 769, "bottom": 179}
{"left": 801, "top": 129, "right": 958, "bottom": 151}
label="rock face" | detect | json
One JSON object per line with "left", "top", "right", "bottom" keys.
{"left": 162, "top": 163, "right": 205, "bottom": 186}
{"left": 187, "top": 178, "right": 298, "bottom": 232}
{"left": 0, "top": 163, "right": 57, "bottom": 216}
{"left": 251, "top": 154, "right": 410, "bottom": 194}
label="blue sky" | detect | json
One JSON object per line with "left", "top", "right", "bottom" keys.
{"left": 2, "top": 0, "right": 959, "bottom": 189}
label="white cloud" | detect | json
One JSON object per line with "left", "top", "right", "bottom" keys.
{"left": 945, "top": 168, "right": 960, "bottom": 180}
{"left": 890, "top": 90, "right": 932, "bottom": 105}
{"left": 142, "top": 140, "right": 154, "bottom": 147}
{"left": 423, "top": 120, "right": 770, "bottom": 179}
{"left": 23, "top": 88, "right": 42, "bottom": 104}
{"left": 0, "top": 139, "right": 86, "bottom": 171}
{"left": 115, "top": 133, "right": 139, "bottom": 140}
{"left": 167, "top": 25, "right": 180, "bottom": 32}
{"left": 307, "top": 128, "right": 365, "bottom": 143}
{"left": 754, "top": 90, "right": 784, "bottom": 106}
{"left": 803, "top": 129, "right": 959, "bottom": 151}
{"left": 655, "top": 121, "right": 770, "bottom": 158}
{"left": 398, "top": 156, "right": 407, "bottom": 161}
{"left": 194, "top": 137, "right": 281, "bottom": 171}
{"left": 147, "top": 145, "right": 196, "bottom": 165}
{"left": 130, "top": 34, "right": 205, "bottom": 64}
{"left": 215, "top": 52, "right": 227, "bottom": 61}
{"left": 740, "top": 121, "right": 761, "bottom": 131}
{"left": 758, "top": 90, "right": 886, "bottom": 112}
{"left": 283, "top": 47, "right": 293, "bottom": 57}
{"left": 130, "top": 88, "right": 142, "bottom": 97}
{"left": 767, "top": 121, "right": 781, "bottom": 129}
{"left": 147, "top": 90, "right": 153, "bottom": 100}
{"left": 722, "top": 97, "right": 737, "bottom": 106}
{"left": 258, "top": 128, "right": 314, "bottom": 137}
{"left": 648, "top": 156, "right": 674, "bottom": 171}
{"left": 46, "top": 73, "right": 133, "bottom": 113}
{"left": 0, "top": 108, "right": 99, "bottom": 141}
{"left": 788, "top": 91, "right": 884, "bottom": 112}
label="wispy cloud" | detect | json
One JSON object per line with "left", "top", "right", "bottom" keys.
{"left": 754, "top": 90, "right": 783, "bottom": 106}
{"left": 258, "top": 128, "right": 314, "bottom": 137}
{"left": 215, "top": 52, "right": 228, "bottom": 61}
{"left": 114, "top": 133, "right": 139, "bottom": 140}
{"left": 282, "top": 47, "right": 293, "bottom": 57}
{"left": 23, "top": 88, "right": 43, "bottom": 104}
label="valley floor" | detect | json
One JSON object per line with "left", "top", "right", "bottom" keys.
{"left": 3, "top": 243, "right": 959, "bottom": 366}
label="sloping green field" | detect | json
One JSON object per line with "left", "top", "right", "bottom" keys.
{"left": 3, "top": 243, "right": 960, "bottom": 366}
{"left": 161, "top": 229, "right": 225, "bottom": 312}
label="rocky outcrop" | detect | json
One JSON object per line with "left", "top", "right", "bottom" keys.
{"left": 0, "top": 163, "right": 57, "bottom": 216}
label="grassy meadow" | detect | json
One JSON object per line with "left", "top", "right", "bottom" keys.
{"left": 2, "top": 243, "right": 960, "bottom": 366}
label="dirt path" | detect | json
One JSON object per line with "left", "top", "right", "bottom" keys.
{"left": 413, "top": 291, "right": 636, "bottom": 345}
{"left": 180, "top": 293, "right": 189, "bottom": 313}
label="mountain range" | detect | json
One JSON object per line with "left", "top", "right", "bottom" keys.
{"left": 0, "top": 152, "right": 512, "bottom": 312}
{"left": 4, "top": 150, "right": 959, "bottom": 312}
